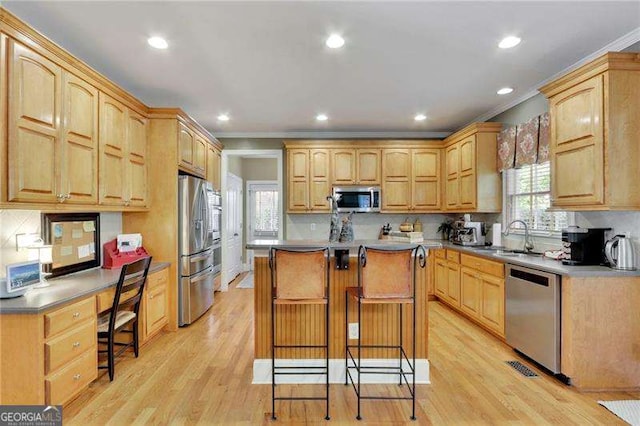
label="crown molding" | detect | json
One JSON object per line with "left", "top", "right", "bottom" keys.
{"left": 470, "top": 26, "right": 640, "bottom": 123}
{"left": 213, "top": 130, "right": 452, "bottom": 139}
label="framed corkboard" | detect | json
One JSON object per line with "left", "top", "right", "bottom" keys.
{"left": 42, "top": 213, "right": 101, "bottom": 277}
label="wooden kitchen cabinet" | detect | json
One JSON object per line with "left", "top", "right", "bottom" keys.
{"left": 7, "top": 39, "right": 99, "bottom": 205}
{"left": 206, "top": 144, "right": 222, "bottom": 191}
{"left": 99, "top": 92, "right": 148, "bottom": 208}
{"left": 286, "top": 148, "right": 330, "bottom": 212}
{"left": 540, "top": 53, "right": 640, "bottom": 210}
{"left": 412, "top": 148, "right": 441, "bottom": 211}
{"left": 479, "top": 273, "right": 505, "bottom": 335}
{"left": 141, "top": 268, "right": 169, "bottom": 341}
{"left": 331, "top": 148, "right": 381, "bottom": 186}
{"left": 331, "top": 149, "right": 356, "bottom": 185}
{"left": 357, "top": 149, "right": 381, "bottom": 185}
{"left": 381, "top": 148, "right": 411, "bottom": 210}
{"left": 446, "top": 261, "right": 461, "bottom": 307}
{"left": 178, "top": 122, "right": 195, "bottom": 170}
{"left": 460, "top": 266, "right": 481, "bottom": 317}
{"left": 193, "top": 135, "right": 207, "bottom": 175}
{"left": 443, "top": 123, "right": 502, "bottom": 212}
{"left": 434, "top": 258, "right": 448, "bottom": 298}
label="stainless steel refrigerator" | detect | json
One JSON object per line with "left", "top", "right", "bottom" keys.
{"left": 178, "top": 175, "right": 222, "bottom": 326}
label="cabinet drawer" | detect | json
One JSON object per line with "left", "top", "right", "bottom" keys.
{"left": 147, "top": 268, "right": 168, "bottom": 291}
{"left": 45, "top": 319, "right": 96, "bottom": 374}
{"left": 445, "top": 250, "right": 460, "bottom": 263}
{"left": 45, "top": 298, "right": 96, "bottom": 338}
{"left": 460, "top": 254, "right": 504, "bottom": 278}
{"left": 96, "top": 288, "right": 138, "bottom": 314}
{"left": 45, "top": 349, "right": 97, "bottom": 405}
{"left": 433, "top": 249, "right": 446, "bottom": 259}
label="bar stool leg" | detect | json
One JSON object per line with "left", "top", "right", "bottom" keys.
{"left": 411, "top": 303, "right": 416, "bottom": 421}
{"left": 271, "top": 299, "right": 276, "bottom": 421}
{"left": 325, "top": 300, "right": 330, "bottom": 421}
{"left": 356, "top": 297, "right": 362, "bottom": 421}
{"left": 345, "top": 293, "right": 348, "bottom": 386}
{"left": 399, "top": 304, "right": 403, "bottom": 386}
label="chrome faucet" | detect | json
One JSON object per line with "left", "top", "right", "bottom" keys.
{"left": 503, "top": 220, "right": 534, "bottom": 252}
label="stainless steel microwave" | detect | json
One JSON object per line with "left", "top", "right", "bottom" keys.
{"left": 333, "top": 186, "right": 381, "bottom": 213}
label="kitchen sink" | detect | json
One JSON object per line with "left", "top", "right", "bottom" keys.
{"left": 493, "top": 249, "right": 544, "bottom": 258}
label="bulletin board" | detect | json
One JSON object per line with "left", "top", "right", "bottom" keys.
{"left": 42, "top": 213, "right": 101, "bottom": 277}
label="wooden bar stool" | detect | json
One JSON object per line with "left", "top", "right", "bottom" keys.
{"left": 345, "top": 245, "right": 426, "bottom": 421}
{"left": 269, "top": 247, "right": 331, "bottom": 421}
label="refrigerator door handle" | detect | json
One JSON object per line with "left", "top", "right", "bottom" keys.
{"left": 191, "top": 266, "right": 214, "bottom": 283}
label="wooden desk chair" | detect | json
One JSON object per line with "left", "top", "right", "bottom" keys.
{"left": 97, "top": 256, "right": 152, "bottom": 381}
{"left": 269, "top": 247, "right": 330, "bottom": 421}
{"left": 345, "top": 245, "right": 426, "bottom": 421}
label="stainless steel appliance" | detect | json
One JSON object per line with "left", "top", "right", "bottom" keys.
{"left": 561, "top": 226, "right": 610, "bottom": 265}
{"left": 506, "top": 264, "right": 561, "bottom": 373}
{"left": 178, "top": 175, "right": 221, "bottom": 326}
{"left": 332, "top": 186, "right": 380, "bottom": 213}
{"left": 605, "top": 234, "right": 637, "bottom": 271}
{"left": 451, "top": 220, "right": 486, "bottom": 246}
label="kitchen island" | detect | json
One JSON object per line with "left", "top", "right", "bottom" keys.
{"left": 246, "top": 239, "right": 442, "bottom": 384}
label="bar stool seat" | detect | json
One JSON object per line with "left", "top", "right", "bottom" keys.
{"left": 269, "top": 247, "right": 331, "bottom": 421}
{"left": 345, "top": 245, "right": 426, "bottom": 421}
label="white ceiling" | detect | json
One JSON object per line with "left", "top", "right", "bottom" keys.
{"left": 4, "top": 1, "right": 639, "bottom": 137}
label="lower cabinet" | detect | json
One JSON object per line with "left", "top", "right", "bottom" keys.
{"left": 141, "top": 268, "right": 169, "bottom": 341}
{"left": 435, "top": 249, "right": 505, "bottom": 338}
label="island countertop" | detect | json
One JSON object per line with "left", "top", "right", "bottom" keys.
{"left": 0, "top": 262, "right": 170, "bottom": 314}
{"left": 246, "top": 239, "right": 443, "bottom": 251}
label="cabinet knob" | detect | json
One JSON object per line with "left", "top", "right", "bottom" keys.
{"left": 73, "top": 374, "right": 81, "bottom": 381}
{"left": 149, "top": 294, "right": 154, "bottom": 299}
{"left": 65, "top": 194, "right": 71, "bottom": 199}
{"left": 72, "top": 312, "right": 80, "bottom": 318}
{"left": 72, "top": 342, "right": 80, "bottom": 348}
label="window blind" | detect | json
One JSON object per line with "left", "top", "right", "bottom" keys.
{"left": 253, "top": 189, "right": 279, "bottom": 236}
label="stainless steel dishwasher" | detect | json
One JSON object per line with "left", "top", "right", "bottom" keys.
{"left": 505, "top": 264, "right": 561, "bottom": 373}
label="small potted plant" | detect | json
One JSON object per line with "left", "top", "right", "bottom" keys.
{"left": 437, "top": 219, "right": 454, "bottom": 241}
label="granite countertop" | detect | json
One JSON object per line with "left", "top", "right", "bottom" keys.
{"left": 246, "top": 239, "right": 443, "bottom": 251}
{"left": 0, "top": 262, "right": 170, "bottom": 315}
{"left": 440, "top": 242, "right": 640, "bottom": 278}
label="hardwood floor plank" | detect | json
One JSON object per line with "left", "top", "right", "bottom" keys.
{"left": 65, "top": 283, "right": 637, "bottom": 425}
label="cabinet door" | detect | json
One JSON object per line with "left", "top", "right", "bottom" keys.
{"left": 434, "top": 259, "right": 448, "bottom": 298}
{"left": 145, "top": 284, "right": 168, "bottom": 339}
{"left": 550, "top": 75, "right": 604, "bottom": 207}
{"left": 309, "top": 149, "right": 330, "bottom": 211}
{"left": 412, "top": 149, "right": 441, "bottom": 211}
{"left": 331, "top": 149, "right": 356, "bottom": 185}
{"left": 126, "top": 110, "right": 147, "bottom": 207}
{"left": 480, "top": 274, "right": 505, "bottom": 336}
{"left": 460, "top": 267, "right": 481, "bottom": 318}
{"left": 206, "top": 145, "right": 216, "bottom": 185}
{"left": 445, "top": 145, "right": 459, "bottom": 209}
{"left": 446, "top": 262, "right": 461, "bottom": 307}
{"left": 213, "top": 151, "right": 222, "bottom": 191}
{"left": 381, "top": 149, "right": 411, "bottom": 211}
{"left": 61, "top": 73, "right": 98, "bottom": 205}
{"left": 98, "top": 93, "right": 127, "bottom": 206}
{"left": 193, "top": 135, "right": 207, "bottom": 176}
{"left": 357, "top": 149, "right": 381, "bottom": 185}
{"left": 287, "top": 149, "right": 309, "bottom": 211}
{"left": 178, "top": 123, "right": 194, "bottom": 170}
{"left": 7, "top": 40, "right": 62, "bottom": 203}
{"left": 459, "top": 137, "right": 476, "bottom": 208}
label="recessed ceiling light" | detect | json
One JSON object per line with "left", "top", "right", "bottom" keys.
{"left": 217, "top": 114, "right": 230, "bottom": 122}
{"left": 316, "top": 114, "right": 328, "bottom": 122}
{"left": 497, "top": 87, "right": 514, "bottom": 95}
{"left": 147, "top": 36, "right": 168, "bottom": 49}
{"left": 325, "top": 34, "right": 345, "bottom": 49}
{"left": 414, "top": 114, "right": 427, "bottom": 121}
{"left": 498, "top": 36, "right": 521, "bottom": 49}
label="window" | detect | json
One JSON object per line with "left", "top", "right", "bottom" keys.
{"left": 249, "top": 183, "right": 279, "bottom": 238}
{"left": 504, "top": 162, "right": 568, "bottom": 236}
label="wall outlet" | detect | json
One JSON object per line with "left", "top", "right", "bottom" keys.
{"left": 348, "top": 323, "right": 359, "bottom": 340}
{"left": 310, "top": 223, "right": 316, "bottom": 231}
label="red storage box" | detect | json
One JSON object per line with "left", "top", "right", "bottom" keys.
{"left": 102, "top": 239, "right": 150, "bottom": 269}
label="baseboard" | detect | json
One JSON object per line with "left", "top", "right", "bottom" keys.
{"left": 253, "top": 358, "right": 430, "bottom": 384}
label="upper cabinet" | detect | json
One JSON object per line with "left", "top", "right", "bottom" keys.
{"left": 443, "top": 123, "right": 502, "bottom": 213}
{"left": 287, "top": 148, "right": 330, "bottom": 213}
{"left": 540, "top": 53, "right": 640, "bottom": 210}
{"left": 357, "top": 149, "right": 381, "bottom": 185}
{"left": 206, "top": 144, "right": 222, "bottom": 191}
{"left": 178, "top": 122, "right": 216, "bottom": 179}
{"left": 330, "top": 148, "right": 381, "bottom": 186}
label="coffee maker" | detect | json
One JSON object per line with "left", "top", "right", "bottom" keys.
{"left": 451, "top": 220, "right": 486, "bottom": 246}
{"left": 561, "top": 226, "right": 611, "bottom": 265}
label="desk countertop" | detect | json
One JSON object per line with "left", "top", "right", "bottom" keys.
{"left": 0, "top": 262, "right": 170, "bottom": 315}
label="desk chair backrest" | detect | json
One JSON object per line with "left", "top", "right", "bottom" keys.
{"left": 105, "top": 257, "right": 152, "bottom": 332}
{"left": 269, "top": 248, "right": 329, "bottom": 300}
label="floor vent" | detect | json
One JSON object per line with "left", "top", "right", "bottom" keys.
{"left": 506, "top": 360, "right": 538, "bottom": 377}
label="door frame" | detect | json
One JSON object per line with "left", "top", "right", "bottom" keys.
{"left": 220, "top": 149, "right": 284, "bottom": 291}
{"left": 246, "top": 180, "right": 280, "bottom": 271}
{"left": 225, "top": 172, "right": 243, "bottom": 286}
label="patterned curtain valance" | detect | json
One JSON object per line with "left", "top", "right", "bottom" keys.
{"left": 497, "top": 126, "right": 516, "bottom": 172}
{"left": 515, "top": 115, "right": 539, "bottom": 168}
{"left": 537, "top": 112, "right": 550, "bottom": 164}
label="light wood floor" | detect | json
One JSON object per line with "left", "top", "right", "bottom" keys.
{"left": 65, "top": 273, "right": 638, "bottom": 425}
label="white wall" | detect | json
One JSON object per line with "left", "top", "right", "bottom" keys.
{"left": 0, "top": 210, "right": 122, "bottom": 277}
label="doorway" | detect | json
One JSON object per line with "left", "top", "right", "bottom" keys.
{"left": 225, "top": 172, "right": 243, "bottom": 285}
{"left": 246, "top": 181, "right": 280, "bottom": 270}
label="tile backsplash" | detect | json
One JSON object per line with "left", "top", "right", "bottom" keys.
{"left": 0, "top": 210, "right": 122, "bottom": 277}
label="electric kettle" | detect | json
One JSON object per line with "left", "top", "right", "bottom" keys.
{"left": 605, "top": 234, "right": 637, "bottom": 270}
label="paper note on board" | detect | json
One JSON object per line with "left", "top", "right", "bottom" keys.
{"left": 60, "top": 246, "right": 73, "bottom": 257}
{"left": 53, "top": 224, "right": 63, "bottom": 238}
{"left": 78, "top": 244, "right": 91, "bottom": 259}
{"left": 72, "top": 229, "right": 83, "bottom": 239}
{"left": 83, "top": 221, "right": 95, "bottom": 232}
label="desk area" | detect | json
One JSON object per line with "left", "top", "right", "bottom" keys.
{"left": 0, "top": 262, "right": 170, "bottom": 405}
